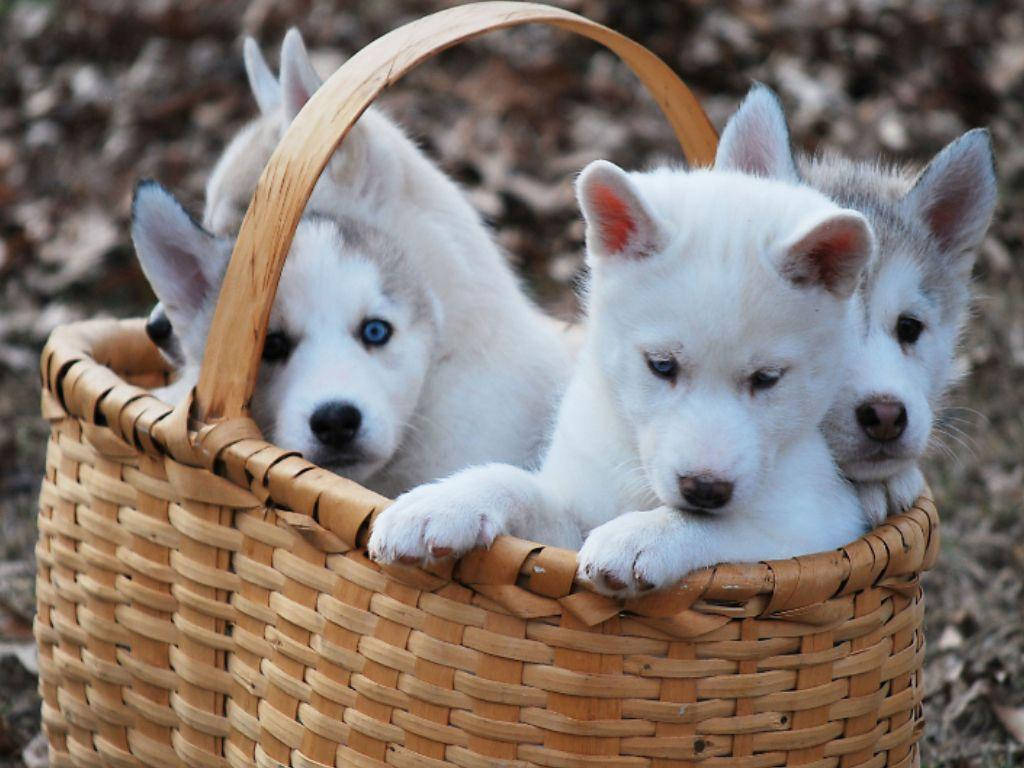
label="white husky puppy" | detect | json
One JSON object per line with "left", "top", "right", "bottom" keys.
{"left": 136, "top": 27, "right": 572, "bottom": 497}
{"left": 715, "top": 87, "right": 997, "bottom": 524}
{"left": 369, "top": 97, "right": 875, "bottom": 596}
{"left": 134, "top": 178, "right": 569, "bottom": 498}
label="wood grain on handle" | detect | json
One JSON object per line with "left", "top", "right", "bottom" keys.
{"left": 194, "top": 1, "right": 718, "bottom": 422}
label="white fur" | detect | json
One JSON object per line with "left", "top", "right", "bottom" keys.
{"left": 135, "top": 31, "right": 571, "bottom": 498}
{"left": 370, "top": 149, "right": 873, "bottom": 596}
{"left": 714, "top": 84, "right": 800, "bottom": 183}
{"left": 203, "top": 29, "right": 452, "bottom": 236}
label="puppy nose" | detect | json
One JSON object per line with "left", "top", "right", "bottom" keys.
{"left": 856, "top": 399, "right": 907, "bottom": 442}
{"left": 678, "top": 475, "right": 734, "bottom": 510}
{"left": 310, "top": 402, "right": 362, "bottom": 448}
{"left": 146, "top": 307, "right": 172, "bottom": 342}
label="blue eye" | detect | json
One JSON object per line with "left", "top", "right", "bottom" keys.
{"left": 360, "top": 318, "right": 393, "bottom": 347}
{"left": 646, "top": 355, "right": 678, "bottom": 380}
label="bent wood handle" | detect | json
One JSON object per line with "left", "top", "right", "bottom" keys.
{"left": 194, "top": 1, "right": 718, "bottom": 422}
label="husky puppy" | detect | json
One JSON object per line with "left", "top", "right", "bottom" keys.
{"left": 134, "top": 182, "right": 569, "bottom": 497}
{"left": 135, "top": 184, "right": 441, "bottom": 482}
{"left": 806, "top": 134, "right": 996, "bottom": 524}
{"left": 718, "top": 86, "right": 997, "bottom": 524}
{"left": 369, "top": 93, "right": 875, "bottom": 597}
{"left": 137, "top": 27, "right": 573, "bottom": 497}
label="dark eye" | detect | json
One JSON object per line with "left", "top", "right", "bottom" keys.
{"left": 646, "top": 355, "right": 678, "bottom": 380}
{"left": 750, "top": 369, "right": 783, "bottom": 392}
{"left": 896, "top": 315, "right": 923, "bottom": 345}
{"left": 360, "top": 318, "right": 393, "bottom": 347}
{"left": 262, "top": 331, "right": 292, "bottom": 362}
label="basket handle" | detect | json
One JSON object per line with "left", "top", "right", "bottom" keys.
{"left": 194, "top": 1, "right": 718, "bottom": 423}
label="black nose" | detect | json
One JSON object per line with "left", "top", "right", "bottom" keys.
{"left": 856, "top": 399, "right": 907, "bottom": 442}
{"left": 310, "top": 402, "right": 362, "bottom": 448}
{"left": 146, "top": 306, "right": 172, "bottom": 342}
{"left": 678, "top": 475, "right": 734, "bottom": 510}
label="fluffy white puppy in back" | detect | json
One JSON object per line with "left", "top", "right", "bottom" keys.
{"left": 369, "top": 93, "right": 875, "bottom": 596}
{"left": 717, "top": 85, "right": 998, "bottom": 526}
{"left": 134, "top": 31, "right": 572, "bottom": 498}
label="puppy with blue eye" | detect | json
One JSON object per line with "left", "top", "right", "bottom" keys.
{"left": 134, "top": 29, "right": 573, "bottom": 497}
{"left": 132, "top": 182, "right": 571, "bottom": 498}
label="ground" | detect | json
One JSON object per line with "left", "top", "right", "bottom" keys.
{"left": 0, "top": 1, "right": 1021, "bottom": 766}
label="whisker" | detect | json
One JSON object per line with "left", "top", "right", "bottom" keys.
{"left": 927, "top": 431, "right": 969, "bottom": 465}
{"left": 932, "top": 425, "right": 977, "bottom": 456}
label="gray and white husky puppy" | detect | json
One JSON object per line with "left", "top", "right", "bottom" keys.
{"left": 719, "top": 86, "right": 997, "bottom": 524}
{"left": 809, "top": 133, "right": 996, "bottom": 524}
{"left": 134, "top": 31, "right": 571, "bottom": 498}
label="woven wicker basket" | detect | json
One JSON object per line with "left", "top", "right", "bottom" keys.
{"left": 35, "top": 4, "right": 939, "bottom": 767}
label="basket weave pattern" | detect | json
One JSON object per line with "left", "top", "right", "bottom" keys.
{"left": 35, "top": 4, "right": 938, "bottom": 767}
{"left": 35, "top": 319, "right": 938, "bottom": 768}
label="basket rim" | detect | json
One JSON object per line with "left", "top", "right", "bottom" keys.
{"left": 39, "top": 317, "right": 940, "bottom": 625}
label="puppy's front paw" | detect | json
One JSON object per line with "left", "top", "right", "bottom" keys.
{"left": 856, "top": 482, "right": 889, "bottom": 528}
{"left": 856, "top": 465, "right": 925, "bottom": 528}
{"left": 577, "top": 509, "right": 690, "bottom": 599}
{"left": 886, "top": 465, "right": 925, "bottom": 514}
{"left": 367, "top": 476, "right": 504, "bottom": 566}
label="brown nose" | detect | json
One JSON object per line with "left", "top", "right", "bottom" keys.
{"left": 678, "top": 476, "right": 734, "bottom": 510}
{"left": 856, "top": 399, "right": 907, "bottom": 442}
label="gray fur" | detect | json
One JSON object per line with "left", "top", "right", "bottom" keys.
{"left": 800, "top": 128, "right": 996, "bottom": 520}
{"left": 799, "top": 152, "right": 963, "bottom": 324}
{"left": 799, "top": 129, "right": 995, "bottom": 331}
{"left": 303, "top": 211, "right": 438, "bottom": 327}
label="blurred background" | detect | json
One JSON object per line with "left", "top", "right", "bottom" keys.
{"left": 0, "top": 1, "right": 1021, "bottom": 765}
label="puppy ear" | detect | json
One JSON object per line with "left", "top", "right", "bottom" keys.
{"left": 243, "top": 37, "right": 281, "bottom": 115}
{"left": 131, "top": 181, "right": 231, "bottom": 340}
{"left": 279, "top": 27, "right": 322, "bottom": 124}
{"left": 776, "top": 210, "right": 873, "bottom": 299}
{"left": 576, "top": 160, "right": 666, "bottom": 261}
{"left": 715, "top": 84, "right": 800, "bottom": 182}
{"left": 903, "top": 128, "right": 997, "bottom": 260}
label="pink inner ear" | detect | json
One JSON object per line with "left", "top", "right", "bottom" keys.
{"left": 591, "top": 184, "right": 635, "bottom": 254}
{"left": 810, "top": 229, "right": 856, "bottom": 287}
{"left": 923, "top": 194, "right": 961, "bottom": 250}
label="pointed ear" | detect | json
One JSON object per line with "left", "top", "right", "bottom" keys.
{"left": 279, "top": 28, "right": 322, "bottom": 124}
{"left": 131, "top": 181, "right": 230, "bottom": 337}
{"left": 576, "top": 160, "right": 666, "bottom": 261}
{"left": 904, "top": 128, "right": 997, "bottom": 257}
{"left": 715, "top": 84, "right": 800, "bottom": 182}
{"left": 775, "top": 210, "right": 873, "bottom": 299}
{"left": 243, "top": 37, "right": 281, "bottom": 115}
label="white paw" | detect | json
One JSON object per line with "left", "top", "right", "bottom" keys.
{"left": 367, "top": 475, "right": 504, "bottom": 565}
{"left": 856, "top": 481, "right": 889, "bottom": 528}
{"left": 577, "top": 509, "right": 692, "bottom": 599}
{"left": 886, "top": 465, "right": 925, "bottom": 514}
